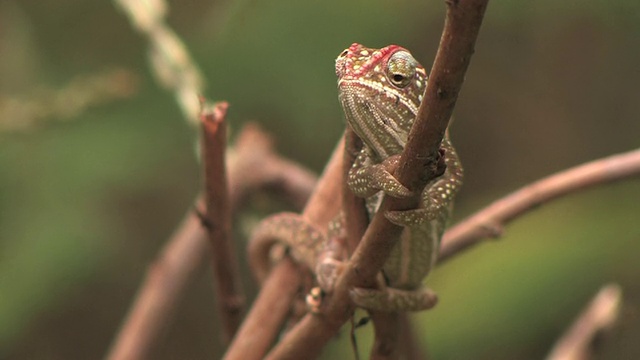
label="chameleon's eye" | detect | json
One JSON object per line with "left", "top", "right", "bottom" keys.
{"left": 386, "top": 51, "right": 417, "bottom": 88}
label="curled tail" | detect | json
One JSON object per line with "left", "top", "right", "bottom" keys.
{"left": 248, "top": 212, "right": 325, "bottom": 284}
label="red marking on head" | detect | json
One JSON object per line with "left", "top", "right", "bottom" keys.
{"left": 340, "top": 44, "right": 409, "bottom": 79}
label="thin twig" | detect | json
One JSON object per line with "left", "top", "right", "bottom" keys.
{"left": 439, "top": 148, "right": 640, "bottom": 263}
{"left": 265, "top": 1, "right": 489, "bottom": 358}
{"left": 200, "top": 101, "right": 244, "bottom": 343}
{"left": 107, "top": 124, "right": 318, "bottom": 360}
{"left": 546, "top": 284, "right": 622, "bottom": 360}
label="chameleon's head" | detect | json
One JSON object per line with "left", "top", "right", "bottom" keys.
{"left": 336, "top": 43, "right": 427, "bottom": 159}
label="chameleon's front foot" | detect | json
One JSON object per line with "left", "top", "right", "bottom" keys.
{"left": 348, "top": 155, "right": 413, "bottom": 198}
{"left": 385, "top": 161, "right": 460, "bottom": 227}
{"left": 349, "top": 286, "right": 438, "bottom": 312}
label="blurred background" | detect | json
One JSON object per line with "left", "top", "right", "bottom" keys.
{"left": 1, "top": 0, "right": 639, "bottom": 359}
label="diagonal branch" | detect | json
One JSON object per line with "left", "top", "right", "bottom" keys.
{"left": 264, "top": 1, "right": 490, "bottom": 358}
{"left": 223, "top": 258, "right": 301, "bottom": 360}
{"left": 346, "top": 0, "right": 489, "bottom": 295}
{"left": 106, "top": 211, "right": 208, "bottom": 360}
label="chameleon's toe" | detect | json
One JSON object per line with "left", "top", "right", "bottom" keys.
{"left": 385, "top": 208, "right": 437, "bottom": 227}
{"left": 350, "top": 286, "right": 438, "bottom": 312}
{"left": 306, "top": 287, "right": 324, "bottom": 314}
{"left": 370, "top": 169, "right": 413, "bottom": 198}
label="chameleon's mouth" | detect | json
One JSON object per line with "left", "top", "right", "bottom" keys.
{"left": 338, "top": 80, "right": 414, "bottom": 160}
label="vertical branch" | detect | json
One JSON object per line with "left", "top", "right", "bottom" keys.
{"left": 200, "top": 101, "right": 244, "bottom": 343}
{"left": 369, "top": 312, "right": 401, "bottom": 360}
{"left": 399, "top": 314, "right": 428, "bottom": 360}
{"left": 342, "top": 127, "right": 367, "bottom": 256}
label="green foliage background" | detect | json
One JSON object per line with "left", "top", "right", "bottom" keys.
{"left": 1, "top": 0, "right": 639, "bottom": 358}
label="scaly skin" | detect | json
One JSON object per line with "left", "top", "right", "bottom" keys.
{"left": 248, "top": 43, "right": 463, "bottom": 312}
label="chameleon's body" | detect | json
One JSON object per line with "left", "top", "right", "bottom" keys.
{"left": 249, "top": 43, "right": 463, "bottom": 312}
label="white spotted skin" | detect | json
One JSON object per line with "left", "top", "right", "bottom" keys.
{"left": 337, "top": 43, "right": 464, "bottom": 309}
{"left": 248, "top": 43, "right": 463, "bottom": 313}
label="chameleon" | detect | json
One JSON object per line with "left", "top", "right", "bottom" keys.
{"left": 248, "top": 43, "right": 463, "bottom": 312}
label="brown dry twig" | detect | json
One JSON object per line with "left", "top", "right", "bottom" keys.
{"left": 546, "top": 284, "right": 622, "bottom": 360}
{"left": 264, "top": 1, "right": 489, "bottom": 358}
{"left": 107, "top": 123, "right": 318, "bottom": 360}
{"left": 439, "top": 148, "right": 640, "bottom": 263}
{"left": 200, "top": 101, "right": 244, "bottom": 343}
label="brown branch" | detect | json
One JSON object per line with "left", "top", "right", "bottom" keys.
{"left": 200, "top": 101, "right": 244, "bottom": 343}
{"left": 106, "top": 212, "right": 208, "bottom": 360}
{"left": 107, "top": 124, "right": 318, "bottom": 360}
{"left": 546, "top": 284, "right": 622, "bottom": 360}
{"left": 369, "top": 312, "right": 401, "bottom": 360}
{"left": 223, "top": 135, "right": 346, "bottom": 360}
{"left": 399, "top": 314, "right": 428, "bottom": 360}
{"left": 265, "top": 1, "right": 489, "bottom": 358}
{"left": 224, "top": 259, "right": 300, "bottom": 360}
{"left": 344, "top": 128, "right": 404, "bottom": 360}
{"left": 439, "top": 148, "right": 640, "bottom": 263}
